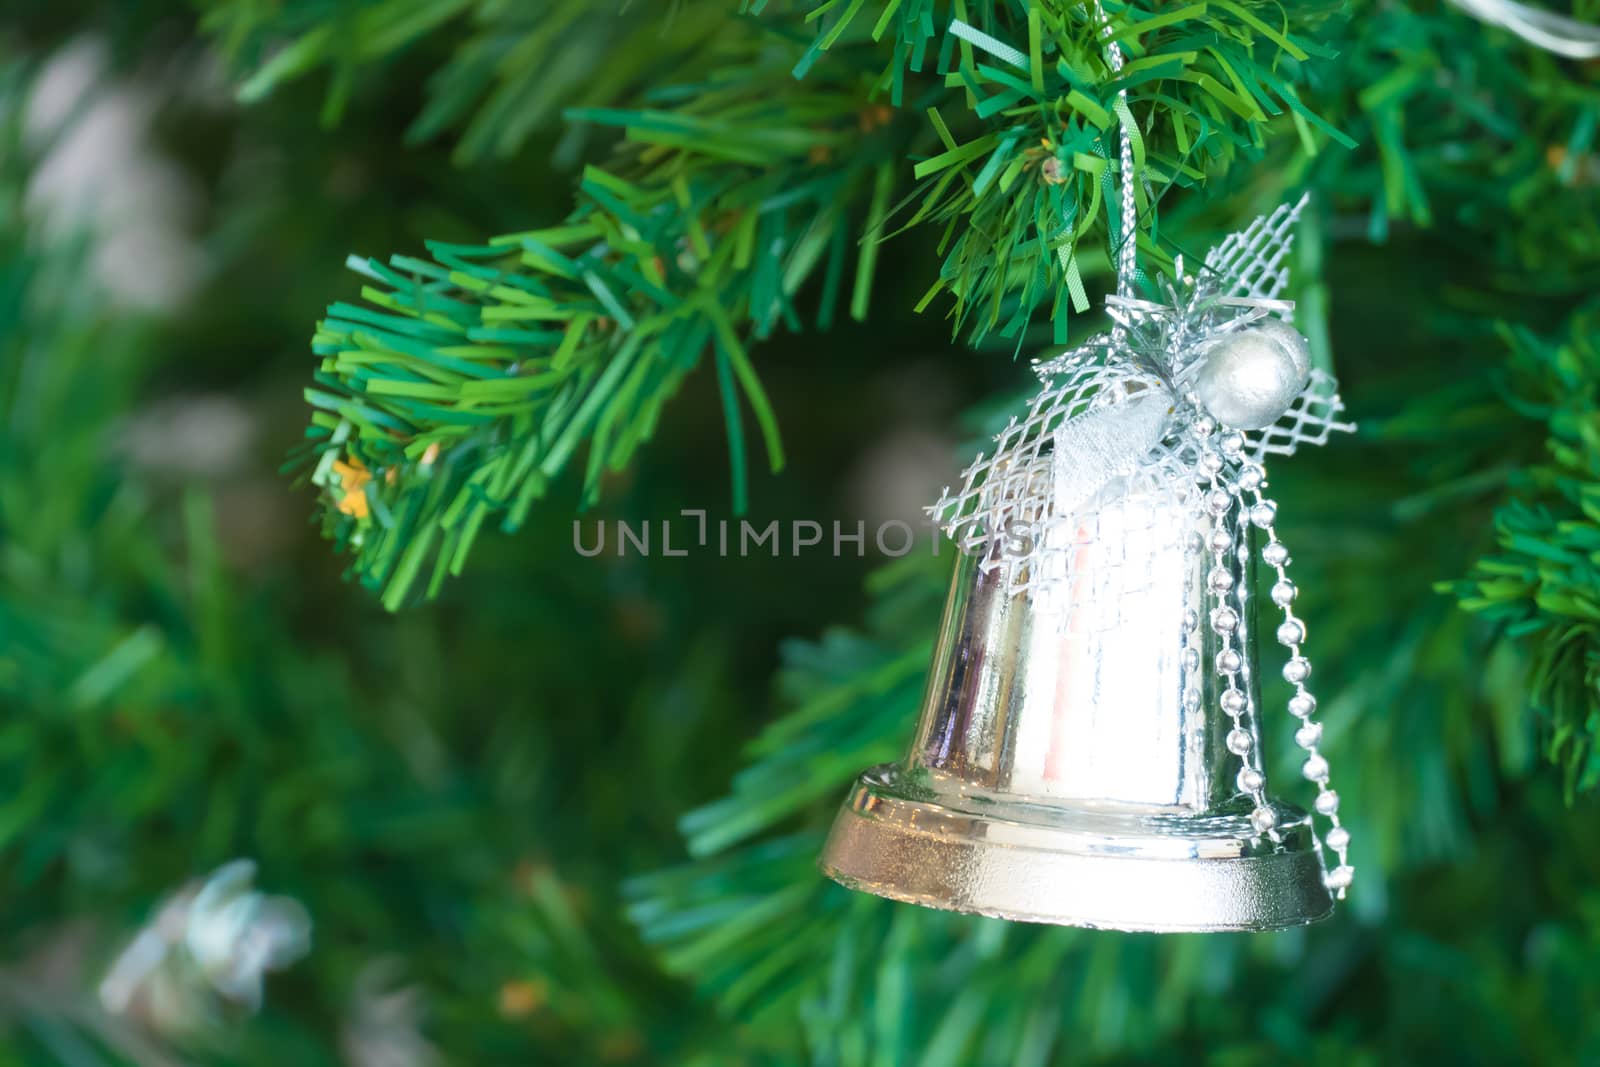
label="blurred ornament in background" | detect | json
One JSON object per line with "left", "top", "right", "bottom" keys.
{"left": 121, "top": 394, "right": 259, "bottom": 478}
{"left": 843, "top": 362, "right": 967, "bottom": 542}
{"left": 1447, "top": 0, "right": 1600, "bottom": 58}
{"left": 99, "top": 860, "right": 311, "bottom": 1033}
{"left": 341, "top": 959, "right": 442, "bottom": 1067}
{"left": 22, "top": 39, "right": 206, "bottom": 312}
{"left": 820, "top": 199, "right": 1357, "bottom": 932}
{"left": 184, "top": 859, "right": 311, "bottom": 1009}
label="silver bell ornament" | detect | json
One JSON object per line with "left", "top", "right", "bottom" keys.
{"left": 819, "top": 197, "right": 1358, "bottom": 932}
{"left": 821, "top": 474, "right": 1332, "bottom": 930}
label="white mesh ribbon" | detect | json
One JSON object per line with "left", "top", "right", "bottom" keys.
{"left": 931, "top": 197, "right": 1354, "bottom": 610}
{"left": 1209, "top": 195, "right": 1304, "bottom": 304}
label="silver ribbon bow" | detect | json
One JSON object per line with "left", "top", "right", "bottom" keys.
{"left": 931, "top": 196, "right": 1353, "bottom": 600}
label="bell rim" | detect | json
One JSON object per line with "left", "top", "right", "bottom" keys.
{"left": 819, "top": 764, "right": 1335, "bottom": 933}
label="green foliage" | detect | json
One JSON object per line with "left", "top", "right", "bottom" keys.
{"left": 201, "top": 0, "right": 730, "bottom": 163}
{"left": 1449, "top": 307, "right": 1600, "bottom": 797}
{"left": 10, "top": 0, "right": 1600, "bottom": 1063}
{"left": 299, "top": 38, "right": 923, "bottom": 605}
{"left": 266, "top": 0, "right": 1356, "bottom": 604}
{"left": 829, "top": 0, "right": 1346, "bottom": 342}
{"left": 0, "top": 83, "right": 159, "bottom": 741}
{"left": 630, "top": 303, "right": 1592, "bottom": 1061}
{"left": 1310, "top": 0, "right": 1600, "bottom": 264}
{"left": 0, "top": 53, "right": 724, "bottom": 1064}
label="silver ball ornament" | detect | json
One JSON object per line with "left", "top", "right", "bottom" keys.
{"left": 1251, "top": 318, "right": 1314, "bottom": 382}
{"left": 1193, "top": 324, "right": 1312, "bottom": 430}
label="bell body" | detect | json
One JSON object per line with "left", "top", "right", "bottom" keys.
{"left": 819, "top": 478, "right": 1332, "bottom": 932}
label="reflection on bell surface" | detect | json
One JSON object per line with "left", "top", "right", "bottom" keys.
{"left": 818, "top": 475, "right": 1334, "bottom": 932}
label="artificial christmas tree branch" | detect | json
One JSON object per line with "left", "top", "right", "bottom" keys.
{"left": 202, "top": 0, "right": 731, "bottom": 161}
{"left": 800, "top": 0, "right": 1345, "bottom": 341}
{"left": 282, "top": 1, "right": 1333, "bottom": 605}
{"left": 1449, "top": 306, "right": 1600, "bottom": 797}
{"left": 5, "top": 0, "right": 1600, "bottom": 1060}
{"left": 229, "top": 0, "right": 1600, "bottom": 874}
{"left": 297, "top": 49, "right": 924, "bottom": 607}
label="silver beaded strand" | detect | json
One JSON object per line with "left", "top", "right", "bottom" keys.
{"left": 1237, "top": 461, "right": 1355, "bottom": 895}
{"left": 1197, "top": 424, "right": 1276, "bottom": 836}
{"left": 1098, "top": 0, "right": 1346, "bottom": 879}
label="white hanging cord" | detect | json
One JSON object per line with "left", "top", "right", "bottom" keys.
{"left": 1094, "top": 1, "right": 1139, "bottom": 300}
{"left": 1449, "top": 0, "right": 1600, "bottom": 58}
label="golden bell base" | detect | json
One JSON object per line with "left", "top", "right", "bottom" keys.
{"left": 820, "top": 766, "right": 1334, "bottom": 933}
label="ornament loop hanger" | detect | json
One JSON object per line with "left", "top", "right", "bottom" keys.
{"left": 1095, "top": 0, "right": 1140, "bottom": 304}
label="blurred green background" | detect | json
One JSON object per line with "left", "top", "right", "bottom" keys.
{"left": 3, "top": 1, "right": 1600, "bottom": 1064}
